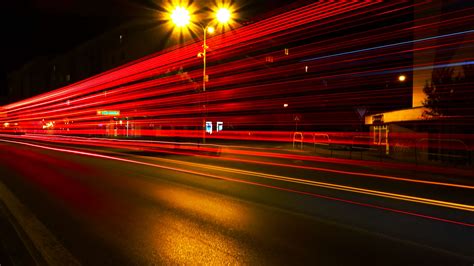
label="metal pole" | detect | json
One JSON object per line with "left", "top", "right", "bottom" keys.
{"left": 203, "top": 26, "right": 207, "bottom": 93}
{"left": 202, "top": 26, "right": 207, "bottom": 144}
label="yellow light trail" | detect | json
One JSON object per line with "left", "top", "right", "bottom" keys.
{"left": 1, "top": 138, "right": 472, "bottom": 227}
{"left": 142, "top": 156, "right": 474, "bottom": 212}
{"left": 11, "top": 133, "right": 473, "bottom": 190}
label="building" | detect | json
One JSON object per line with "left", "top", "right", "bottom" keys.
{"left": 7, "top": 21, "right": 172, "bottom": 102}
{"left": 364, "top": 0, "right": 473, "bottom": 164}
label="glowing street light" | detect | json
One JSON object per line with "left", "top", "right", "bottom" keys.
{"left": 398, "top": 74, "right": 406, "bottom": 82}
{"left": 169, "top": 5, "right": 234, "bottom": 143}
{"left": 170, "top": 6, "right": 190, "bottom": 27}
{"left": 216, "top": 8, "right": 232, "bottom": 24}
{"left": 169, "top": 5, "right": 234, "bottom": 92}
{"left": 207, "top": 26, "right": 215, "bottom": 34}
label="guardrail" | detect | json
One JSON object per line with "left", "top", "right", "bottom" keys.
{"left": 312, "top": 133, "right": 332, "bottom": 156}
{"left": 350, "top": 135, "right": 381, "bottom": 160}
{"left": 415, "top": 138, "right": 470, "bottom": 165}
{"left": 293, "top": 132, "right": 304, "bottom": 150}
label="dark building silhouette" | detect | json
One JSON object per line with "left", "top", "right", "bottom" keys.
{"left": 7, "top": 21, "right": 170, "bottom": 102}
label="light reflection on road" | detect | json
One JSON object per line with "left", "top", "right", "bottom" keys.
{"left": 147, "top": 185, "right": 256, "bottom": 264}
{"left": 154, "top": 186, "right": 250, "bottom": 228}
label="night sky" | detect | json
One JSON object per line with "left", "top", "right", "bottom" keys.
{"left": 0, "top": 0, "right": 293, "bottom": 104}
{"left": 0, "top": 0, "right": 155, "bottom": 100}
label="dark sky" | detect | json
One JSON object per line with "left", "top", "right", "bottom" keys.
{"left": 0, "top": 0, "right": 147, "bottom": 101}
{"left": 0, "top": 0, "right": 297, "bottom": 102}
{"left": 1, "top": 0, "right": 152, "bottom": 71}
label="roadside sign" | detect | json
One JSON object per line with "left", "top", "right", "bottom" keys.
{"left": 206, "top": 121, "right": 213, "bottom": 134}
{"left": 216, "top": 121, "right": 223, "bottom": 132}
{"left": 355, "top": 107, "right": 367, "bottom": 119}
{"left": 97, "top": 110, "right": 120, "bottom": 116}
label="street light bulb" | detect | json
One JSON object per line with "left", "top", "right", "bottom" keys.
{"left": 207, "top": 26, "right": 215, "bottom": 34}
{"left": 216, "top": 8, "right": 231, "bottom": 23}
{"left": 398, "top": 75, "right": 406, "bottom": 82}
{"left": 170, "top": 6, "right": 190, "bottom": 27}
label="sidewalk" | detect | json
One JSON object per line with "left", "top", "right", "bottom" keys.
{"left": 0, "top": 202, "right": 38, "bottom": 266}
{"left": 3, "top": 134, "right": 473, "bottom": 182}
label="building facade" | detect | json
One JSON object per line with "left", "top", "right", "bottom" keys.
{"left": 7, "top": 21, "right": 171, "bottom": 102}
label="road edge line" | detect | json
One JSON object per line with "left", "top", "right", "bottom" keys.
{"left": 0, "top": 180, "right": 81, "bottom": 266}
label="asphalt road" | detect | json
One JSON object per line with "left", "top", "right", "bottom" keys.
{"left": 0, "top": 138, "right": 472, "bottom": 265}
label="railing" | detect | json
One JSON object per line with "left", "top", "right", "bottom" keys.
{"left": 288, "top": 132, "right": 471, "bottom": 167}
{"left": 293, "top": 132, "right": 304, "bottom": 150}
{"left": 373, "top": 125, "right": 389, "bottom": 155}
{"left": 312, "top": 133, "right": 332, "bottom": 156}
{"left": 415, "top": 138, "right": 470, "bottom": 165}
{"left": 350, "top": 135, "right": 380, "bottom": 160}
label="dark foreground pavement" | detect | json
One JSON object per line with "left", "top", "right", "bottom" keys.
{"left": 0, "top": 139, "right": 472, "bottom": 265}
{"left": 0, "top": 202, "right": 37, "bottom": 266}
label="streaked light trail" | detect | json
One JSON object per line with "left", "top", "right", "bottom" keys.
{"left": 1, "top": 138, "right": 472, "bottom": 227}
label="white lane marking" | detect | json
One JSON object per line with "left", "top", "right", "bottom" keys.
{"left": 1, "top": 138, "right": 472, "bottom": 213}
{"left": 1, "top": 137, "right": 473, "bottom": 232}
{"left": 0, "top": 181, "right": 80, "bottom": 266}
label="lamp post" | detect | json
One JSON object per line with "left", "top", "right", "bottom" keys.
{"left": 169, "top": 6, "right": 233, "bottom": 144}
{"left": 198, "top": 25, "right": 215, "bottom": 92}
{"left": 198, "top": 25, "right": 213, "bottom": 144}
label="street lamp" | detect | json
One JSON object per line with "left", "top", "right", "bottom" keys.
{"left": 169, "top": 5, "right": 233, "bottom": 143}
{"left": 169, "top": 6, "right": 233, "bottom": 92}
{"left": 216, "top": 8, "right": 232, "bottom": 24}
{"left": 199, "top": 8, "right": 232, "bottom": 93}
{"left": 170, "top": 6, "right": 191, "bottom": 27}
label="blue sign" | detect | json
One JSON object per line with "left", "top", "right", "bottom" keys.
{"left": 206, "top": 121, "right": 213, "bottom": 134}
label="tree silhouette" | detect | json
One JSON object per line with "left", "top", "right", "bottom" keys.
{"left": 423, "top": 65, "right": 473, "bottom": 117}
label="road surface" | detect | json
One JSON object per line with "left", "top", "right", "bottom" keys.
{"left": 0, "top": 137, "right": 472, "bottom": 265}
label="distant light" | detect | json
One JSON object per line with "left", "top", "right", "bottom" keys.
{"left": 305, "top": 66, "right": 309, "bottom": 72}
{"left": 207, "top": 26, "right": 215, "bottom": 34}
{"left": 283, "top": 103, "right": 289, "bottom": 108}
{"left": 216, "top": 8, "right": 231, "bottom": 23}
{"left": 398, "top": 75, "right": 406, "bottom": 82}
{"left": 170, "top": 6, "right": 190, "bottom": 27}
{"left": 43, "top": 121, "right": 54, "bottom": 129}
{"left": 3, "top": 122, "right": 9, "bottom": 127}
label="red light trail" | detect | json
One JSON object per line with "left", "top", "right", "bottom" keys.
{"left": 1, "top": 138, "right": 472, "bottom": 228}
{"left": 1, "top": 1, "right": 472, "bottom": 230}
